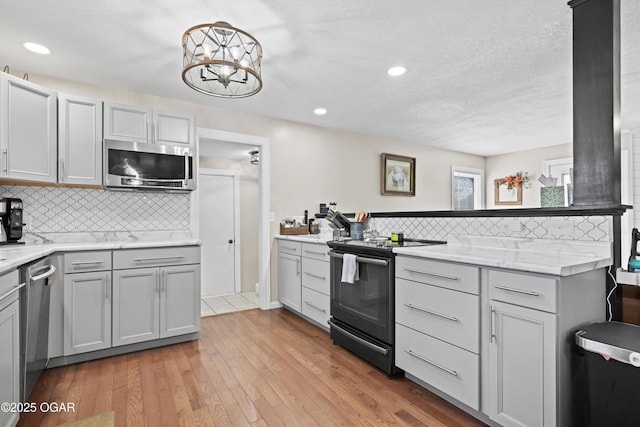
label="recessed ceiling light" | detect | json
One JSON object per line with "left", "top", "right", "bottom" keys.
{"left": 314, "top": 107, "right": 327, "bottom": 115}
{"left": 387, "top": 66, "right": 407, "bottom": 77}
{"left": 23, "top": 42, "right": 50, "bottom": 55}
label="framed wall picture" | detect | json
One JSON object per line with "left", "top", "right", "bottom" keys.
{"left": 381, "top": 153, "right": 415, "bottom": 196}
{"left": 494, "top": 178, "right": 522, "bottom": 205}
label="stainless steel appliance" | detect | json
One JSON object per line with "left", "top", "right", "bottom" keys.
{"left": 0, "top": 197, "right": 25, "bottom": 244}
{"left": 328, "top": 238, "right": 445, "bottom": 376}
{"left": 19, "top": 257, "right": 56, "bottom": 401}
{"left": 104, "top": 139, "right": 195, "bottom": 191}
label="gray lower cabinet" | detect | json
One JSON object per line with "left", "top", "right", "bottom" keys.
{"left": 484, "top": 268, "right": 604, "bottom": 427}
{"left": 277, "top": 241, "right": 302, "bottom": 312}
{"left": 112, "top": 247, "right": 201, "bottom": 347}
{"left": 487, "top": 300, "right": 556, "bottom": 427}
{"left": 112, "top": 267, "right": 158, "bottom": 346}
{"left": 278, "top": 239, "right": 331, "bottom": 330}
{"left": 395, "top": 255, "right": 605, "bottom": 427}
{"left": 61, "top": 251, "right": 112, "bottom": 356}
{"left": 63, "top": 271, "right": 112, "bottom": 355}
{"left": 0, "top": 270, "right": 20, "bottom": 427}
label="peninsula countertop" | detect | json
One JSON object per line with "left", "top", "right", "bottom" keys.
{"left": 392, "top": 236, "right": 612, "bottom": 276}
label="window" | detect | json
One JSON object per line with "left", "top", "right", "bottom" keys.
{"left": 452, "top": 166, "right": 485, "bottom": 210}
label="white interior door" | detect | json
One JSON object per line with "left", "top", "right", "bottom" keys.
{"left": 199, "top": 170, "right": 239, "bottom": 297}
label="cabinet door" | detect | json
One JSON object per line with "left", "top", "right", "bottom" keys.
{"left": 63, "top": 271, "right": 111, "bottom": 355}
{"left": 112, "top": 267, "right": 159, "bottom": 346}
{"left": 488, "top": 301, "right": 557, "bottom": 427}
{"left": 58, "top": 93, "right": 103, "bottom": 185}
{"left": 278, "top": 252, "right": 301, "bottom": 312}
{"left": 160, "top": 265, "right": 200, "bottom": 338}
{"left": 0, "top": 72, "right": 57, "bottom": 183}
{"left": 103, "top": 102, "right": 151, "bottom": 143}
{"left": 153, "top": 110, "right": 194, "bottom": 147}
{"left": 0, "top": 299, "right": 20, "bottom": 427}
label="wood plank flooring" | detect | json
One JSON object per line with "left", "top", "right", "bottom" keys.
{"left": 18, "top": 309, "right": 487, "bottom": 426}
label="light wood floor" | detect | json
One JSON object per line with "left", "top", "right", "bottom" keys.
{"left": 19, "top": 309, "right": 487, "bottom": 426}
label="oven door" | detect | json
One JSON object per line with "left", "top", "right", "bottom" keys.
{"left": 329, "top": 250, "right": 394, "bottom": 344}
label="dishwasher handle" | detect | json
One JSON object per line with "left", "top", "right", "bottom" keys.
{"left": 30, "top": 265, "right": 57, "bottom": 283}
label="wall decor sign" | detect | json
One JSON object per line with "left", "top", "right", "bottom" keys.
{"left": 381, "top": 153, "right": 415, "bottom": 196}
{"left": 494, "top": 178, "right": 523, "bottom": 205}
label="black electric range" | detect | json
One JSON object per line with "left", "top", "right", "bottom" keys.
{"left": 326, "top": 237, "right": 446, "bottom": 376}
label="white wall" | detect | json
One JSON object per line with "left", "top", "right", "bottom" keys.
{"left": 485, "top": 143, "right": 573, "bottom": 208}
{"left": 27, "top": 72, "right": 487, "bottom": 302}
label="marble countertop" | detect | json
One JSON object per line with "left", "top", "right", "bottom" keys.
{"left": 393, "top": 235, "right": 612, "bottom": 276}
{"left": 0, "top": 238, "right": 201, "bottom": 275}
{"left": 275, "top": 234, "right": 332, "bottom": 244}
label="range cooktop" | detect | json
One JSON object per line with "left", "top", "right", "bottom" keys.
{"left": 327, "top": 238, "right": 446, "bottom": 257}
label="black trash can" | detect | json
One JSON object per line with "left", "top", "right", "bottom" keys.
{"left": 575, "top": 322, "right": 640, "bottom": 427}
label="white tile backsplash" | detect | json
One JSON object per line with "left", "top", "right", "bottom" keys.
{"left": 0, "top": 185, "right": 190, "bottom": 233}
{"left": 369, "top": 215, "right": 613, "bottom": 242}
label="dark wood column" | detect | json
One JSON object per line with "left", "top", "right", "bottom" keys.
{"left": 569, "top": 0, "right": 621, "bottom": 207}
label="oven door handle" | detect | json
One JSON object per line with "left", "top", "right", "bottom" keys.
{"left": 328, "top": 319, "right": 389, "bottom": 356}
{"left": 328, "top": 251, "right": 389, "bottom": 267}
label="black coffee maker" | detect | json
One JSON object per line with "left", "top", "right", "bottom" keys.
{"left": 0, "top": 197, "right": 25, "bottom": 244}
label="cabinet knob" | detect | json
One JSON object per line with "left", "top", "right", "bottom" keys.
{"left": 228, "top": 239, "right": 234, "bottom": 244}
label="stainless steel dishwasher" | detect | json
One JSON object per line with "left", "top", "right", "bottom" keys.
{"left": 19, "top": 256, "right": 56, "bottom": 402}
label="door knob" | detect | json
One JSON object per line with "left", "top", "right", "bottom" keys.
{"left": 228, "top": 239, "right": 234, "bottom": 244}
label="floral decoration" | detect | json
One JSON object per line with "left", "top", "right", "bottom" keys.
{"left": 503, "top": 171, "right": 529, "bottom": 190}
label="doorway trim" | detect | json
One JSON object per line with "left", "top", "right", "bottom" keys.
{"left": 193, "top": 128, "right": 271, "bottom": 310}
{"left": 199, "top": 168, "right": 241, "bottom": 295}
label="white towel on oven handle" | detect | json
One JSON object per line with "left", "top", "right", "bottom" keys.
{"left": 341, "top": 253, "right": 359, "bottom": 284}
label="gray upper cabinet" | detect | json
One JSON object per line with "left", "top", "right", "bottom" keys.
{"left": 58, "top": 93, "right": 103, "bottom": 186}
{"left": 103, "top": 102, "right": 194, "bottom": 147}
{"left": 0, "top": 72, "right": 57, "bottom": 183}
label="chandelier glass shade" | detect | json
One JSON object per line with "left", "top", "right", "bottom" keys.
{"left": 182, "top": 21, "right": 263, "bottom": 98}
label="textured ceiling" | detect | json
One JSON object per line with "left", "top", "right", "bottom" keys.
{"left": 1, "top": 1, "right": 639, "bottom": 157}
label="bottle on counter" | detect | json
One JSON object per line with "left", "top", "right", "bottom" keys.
{"left": 304, "top": 210, "right": 308, "bottom": 225}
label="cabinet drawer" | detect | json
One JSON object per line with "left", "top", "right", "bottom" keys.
{"left": 64, "top": 251, "right": 112, "bottom": 273}
{"left": 0, "top": 270, "right": 19, "bottom": 304}
{"left": 488, "top": 270, "right": 557, "bottom": 313}
{"left": 301, "top": 258, "right": 330, "bottom": 295}
{"left": 396, "top": 256, "right": 479, "bottom": 295}
{"left": 278, "top": 240, "right": 302, "bottom": 256}
{"left": 396, "top": 278, "right": 479, "bottom": 353}
{"left": 301, "top": 243, "right": 330, "bottom": 262}
{"left": 396, "top": 324, "right": 479, "bottom": 410}
{"left": 113, "top": 246, "right": 200, "bottom": 270}
{"left": 301, "top": 287, "right": 330, "bottom": 329}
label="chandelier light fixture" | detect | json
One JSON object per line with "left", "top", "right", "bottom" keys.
{"left": 182, "top": 21, "right": 263, "bottom": 98}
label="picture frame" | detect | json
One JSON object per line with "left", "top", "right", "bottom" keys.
{"left": 381, "top": 153, "right": 415, "bottom": 196}
{"left": 494, "top": 178, "right": 522, "bottom": 205}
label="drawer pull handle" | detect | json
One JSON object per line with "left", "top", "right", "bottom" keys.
{"left": 71, "top": 261, "right": 105, "bottom": 266}
{"left": 404, "top": 269, "right": 458, "bottom": 281}
{"left": 304, "top": 301, "right": 326, "bottom": 313}
{"left": 304, "top": 272, "right": 326, "bottom": 281}
{"left": 283, "top": 246, "right": 298, "bottom": 252}
{"left": 134, "top": 256, "right": 185, "bottom": 262}
{"left": 304, "top": 250, "right": 327, "bottom": 256}
{"left": 404, "top": 303, "right": 458, "bottom": 322}
{"left": 0, "top": 283, "right": 26, "bottom": 302}
{"left": 494, "top": 285, "right": 540, "bottom": 297}
{"left": 405, "top": 350, "right": 458, "bottom": 376}
{"left": 490, "top": 305, "right": 496, "bottom": 343}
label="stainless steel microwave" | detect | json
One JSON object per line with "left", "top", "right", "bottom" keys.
{"left": 104, "top": 139, "right": 195, "bottom": 191}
